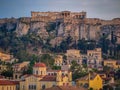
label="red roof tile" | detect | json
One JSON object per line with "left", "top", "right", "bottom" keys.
{"left": 34, "top": 63, "right": 46, "bottom": 67}
{"left": 22, "top": 74, "right": 43, "bottom": 78}
{"left": 0, "top": 80, "right": 18, "bottom": 85}
{"left": 0, "top": 75, "right": 4, "bottom": 79}
{"left": 40, "top": 75, "right": 56, "bottom": 81}
{"left": 45, "top": 86, "right": 87, "bottom": 90}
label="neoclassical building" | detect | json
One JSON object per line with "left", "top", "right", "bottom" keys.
{"left": 20, "top": 63, "right": 72, "bottom": 90}
{"left": 65, "top": 48, "right": 102, "bottom": 69}
{"left": 87, "top": 48, "right": 102, "bottom": 69}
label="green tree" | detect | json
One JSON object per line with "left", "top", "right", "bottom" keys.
{"left": 77, "top": 39, "right": 87, "bottom": 53}
{"left": 70, "top": 60, "right": 88, "bottom": 80}
{"left": 52, "top": 66, "right": 61, "bottom": 70}
{"left": 23, "top": 58, "right": 36, "bottom": 74}
{"left": 1, "top": 70, "right": 13, "bottom": 77}
{"left": 59, "top": 40, "right": 68, "bottom": 52}
{"left": 40, "top": 54, "right": 54, "bottom": 68}
{"left": 89, "top": 87, "right": 93, "bottom": 90}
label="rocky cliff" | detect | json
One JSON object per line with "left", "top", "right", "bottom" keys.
{"left": 0, "top": 17, "right": 120, "bottom": 46}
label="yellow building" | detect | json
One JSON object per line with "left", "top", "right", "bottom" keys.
{"left": 66, "top": 49, "right": 81, "bottom": 57}
{"left": 89, "top": 74, "right": 103, "bottom": 90}
{"left": 66, "top": 49, "right": 83, "bottom": 65}
{"left": 20, "top": 63, "right": 72, "bottom": 90}
{"left": 103, "top": 59, "right": 120, "bottom": 69}
{"left": 0, "top": 80, "right": 18, "bottom": 90}
{"left": 76, "top": 73, "right": 103, "bottom": 90}
{"left": 54, "top": 55, "right": 63, "bottom": 66}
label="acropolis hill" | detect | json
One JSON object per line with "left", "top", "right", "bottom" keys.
{"left": 31, "top": 11, "right": 87, "bottom": 23}
{"left": 0, "top": 11, "right": 120, "bottom": 45}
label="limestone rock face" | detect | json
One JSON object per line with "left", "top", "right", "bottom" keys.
{"left": 0, "top": 18, "right": 17, "bottom": 31}
{"left": 15, "top": 22, "right": 30, "bottom": 36}
{"left": 0, "top": 17, "right": 120, "bottom": 45}
{"left": 30, "top": 22, "right": 49, "bottom": 39}
{"left": 57, "top": 23, "right": 64, "bottom": 36}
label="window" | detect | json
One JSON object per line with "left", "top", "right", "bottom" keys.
{"left": 51, "top": 73, "right": 54, "bottom": 76}
{"left": 29, "top": 85, "right": 31, "bottom": 89}
{"left": 36, "top": 71, "right": 38, "bottom": 74}
{"left": 80, "top": 83, "right": 83, "bottom": 86}
{"left": 53, "top": 85, "right": 56, "bottom": 87}
{"left": 28, "top": 85, "right": 36, "bottom": 90}
{"left": 42, "top": 85, "right": 46, "bottom": 89}
{"left": 33, "top": 85, "right": 36, "bottom": 90}
{"left": 15, "top": 75, "right": 17, "bottom": 79}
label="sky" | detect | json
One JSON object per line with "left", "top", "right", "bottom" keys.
{"left": 0, "top": 0, "right": 120, "bottom": 20}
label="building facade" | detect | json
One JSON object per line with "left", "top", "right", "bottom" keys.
{"left": 0, "top": 80, "right": 19, "bottom": 90}
{"left": 87, "top": 48, "right": 102, "bottom": 69}
{"left": 103, "top": 59, "right": 120, "bottom": 69}
{"left": 65, "top": 48, "right": 102, "bottom": 70}
{"left": 76, "top": 73, "right": 103, "bottom": 90}
{"left": 20, "top": 63, "right": 72, "bottom": 90}
{"left": 54, "top": 55, "right": 63, "bottom": 66}
{"left": 13, "top": 61, "right": 30, "bottom": 80}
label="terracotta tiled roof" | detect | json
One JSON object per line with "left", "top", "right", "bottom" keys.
{"left": 76, "top": 73, "right": 98, "bottom": 81}
{"left": 48, "top": 70, "right": 71, "bottom": 73}
{"left": 0, "top": 80, "right": 17, "bottom": 85}
{"left": 34, "top": 63, "right": 46, "bottom": 67}
{"left": 22, "top": 74, "right": 43, "bottom": 78}
{"left": 47, "top": 70, "right": 61, "bottom": 72}
{"left": 40, "top": 75, "right": 56, "bottom": 81}
{"left": 11, "top": 81, "right": 19, "bottom": 84}
{"left": 45, "top": 86, "right": 87, "bottom": 90}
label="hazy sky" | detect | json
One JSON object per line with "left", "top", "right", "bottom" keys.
{"left": 0, "top": 0, "right": 120, "bottom": 20}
